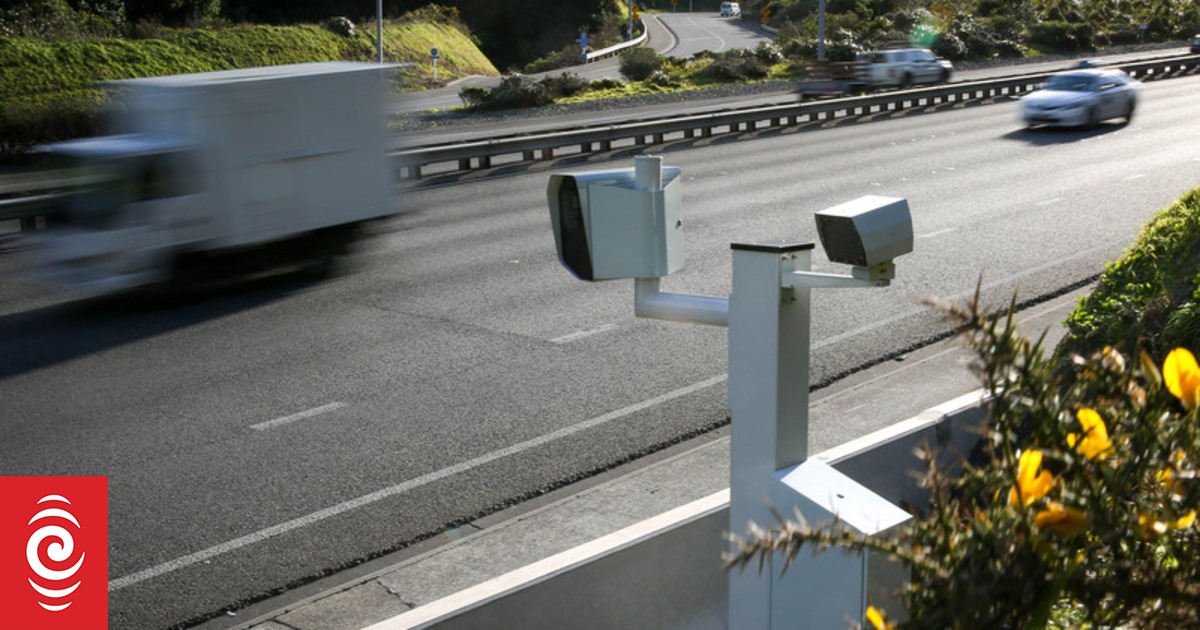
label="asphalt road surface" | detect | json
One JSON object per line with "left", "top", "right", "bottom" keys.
{"left": 1, "top": 72, "right": 1198, "bottom": 628}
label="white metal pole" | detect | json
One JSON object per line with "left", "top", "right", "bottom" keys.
{"left": 727, "top": 242, "right": 814, "bottom": 630}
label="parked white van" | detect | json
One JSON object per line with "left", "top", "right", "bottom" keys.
{"left": 720, "top": 2, "right": 741, "bottom": 17}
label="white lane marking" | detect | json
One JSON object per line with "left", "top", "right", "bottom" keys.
{"left": 1035, "top": 197, "right": 1062, "bottom": 206}
{"left": 109, "top": 237, "right": 1126, "bottom": 591}
{"left": 551, "top": 324, "right": 617, "bottom": 344}
{"left": 1123, "top": 173, "right": 1146, "bottom": 181}
{"left": 108, "top": 374, "right": 728, "bottom": 592}
{"left": 917, "top": 228, "right": 955, "bottom": 239}
{"left": 250, "top": 402, "right": 348, "bottom": 431}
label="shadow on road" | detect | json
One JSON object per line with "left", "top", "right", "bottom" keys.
{"left": 1000, "top": 122, "right": 1128, "bottom": 145}
{"left": 0, "top": 270, "right": 321, "bottom": 380}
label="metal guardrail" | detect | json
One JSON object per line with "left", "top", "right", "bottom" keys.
{"left": 390, "top": 53, "right": 1200, "bottom": 180}
{"left": 3, "top": 54, "right": 1197, "bottom": 233}
{"left": 584, "top": 19, "right": 647, "bottom": 63}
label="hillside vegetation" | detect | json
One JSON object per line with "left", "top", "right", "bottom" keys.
{"left": 0, "top": 6, "right": 497, "bottom": 158}
{"left": 1060, "top": 186, "right": 1200, "bottom": 362}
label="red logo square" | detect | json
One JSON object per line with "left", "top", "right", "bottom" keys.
{"left": 1, "top": 476, "right": 108, "bottom": 630}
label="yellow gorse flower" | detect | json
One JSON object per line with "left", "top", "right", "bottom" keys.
{"left": 1034, "top": 502, "right": 1088, "bottom": 535}
{"left": 1067, "top": 408, "right": 1113, "bottom": 460}
{"left": 1008, "top": 449, "right": 1054, "bottom": 508}
{"left": 1157, "top": 450, "right": 1187, "bottom": 493}
{"left": 1137, "top": 510, "right": 1197, "bottom": 538}
{"left": 1164, "top": 348, "right": 1200, "bottom": 411}
{"left": 866, "top": 605, "right": 897, "bottom": 630}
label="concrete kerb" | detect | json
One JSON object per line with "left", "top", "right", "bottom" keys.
{"left": 363, "top": 389, "right": 989, "bottom": 630}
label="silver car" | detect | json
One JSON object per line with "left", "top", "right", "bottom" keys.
{"left": 858, "top": 48, "right": 953, "bottom": 89}
{"left": 1020, "top": 69, "right": 1139, "bottom": 128}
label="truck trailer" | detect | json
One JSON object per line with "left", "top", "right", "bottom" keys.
{"left": 32, "top": 62, "right": 399, "bottom": 295}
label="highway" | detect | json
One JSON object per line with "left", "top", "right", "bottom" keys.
{"left": 1, "top": 62, "right": 1199, "bottom": 630}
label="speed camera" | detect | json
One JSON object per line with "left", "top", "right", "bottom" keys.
{"left": 814, "top": 196, "right": 913, "bottom": 279}
{"left": 547, "top": 156, "right": 684, "bottom": 281}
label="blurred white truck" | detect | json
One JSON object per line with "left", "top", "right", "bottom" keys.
{"left": 33, "top": 62, "right": 398, "bottom": 295}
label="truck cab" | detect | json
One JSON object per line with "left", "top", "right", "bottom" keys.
{"left": 34, "top": 135, "right": 204, "bottom": 294}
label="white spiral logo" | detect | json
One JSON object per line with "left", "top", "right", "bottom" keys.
{"left": 26, "top": 494, "right": 86, "bottom": 612}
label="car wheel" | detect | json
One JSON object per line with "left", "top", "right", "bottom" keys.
{"left": 1122, "top": 99, "right": 1136, "bottom": 123}
{"left": 900, "top": 72, "right": 913, "bottom": 89}
{"left": 939, "top": 69, "right": 950, "bottom": 83}
{"left": 1084, "top": 106, "right": 1099, "bottom": 129}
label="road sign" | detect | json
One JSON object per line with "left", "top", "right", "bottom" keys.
{"left": 430, "top": 47, "right": 439, "bottom": 59}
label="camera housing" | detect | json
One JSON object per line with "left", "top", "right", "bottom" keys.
{"left": 547, "top": 159, "right": 684, "bottom": 281}
{"left": 813, "top": 196, "right": 913, "bottom": 279}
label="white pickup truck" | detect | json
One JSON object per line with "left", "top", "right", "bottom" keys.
{"left": 33, "top": 62, "right": 398, "bottom": 296}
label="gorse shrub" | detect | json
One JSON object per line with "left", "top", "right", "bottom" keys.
{"left": 618, "top": 46, "right": 663, "bottom": 81}
{"left": 694, "top": 50, "right": 769, "bottom": 82}
{"left": 728, "top": 289, "right": 1200, "bottom": 628}
{"left": 1062, "top": 187, "right": 1200, "bottom": 361}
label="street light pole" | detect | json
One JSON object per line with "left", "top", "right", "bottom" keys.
{"left": 376, "top": 0, "right": 383, "bottom": 63}
{"left": 817, "top": 0, "right": 827, "bottom": 61}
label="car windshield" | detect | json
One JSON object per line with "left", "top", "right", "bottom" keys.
{"left": 1044, "top": 74, "right": 1097, "bottom": 92}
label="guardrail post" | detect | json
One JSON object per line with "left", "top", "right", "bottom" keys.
{"left": 387, "top": 55, "right": 1193, "bottom": 180}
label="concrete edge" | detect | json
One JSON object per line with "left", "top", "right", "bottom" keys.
{"left": 369, "top": 389, "right": 989, "bottom": 630}
{"left": 815, "top": 389, "right": 987, "bottom": 465}
{"left": 366, "top": 489, "right": 731, "bottom": 630}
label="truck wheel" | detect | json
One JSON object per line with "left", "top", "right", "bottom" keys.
{"left": 302, "top": 226, "right": 355, "bottom": 279}
{"left": 157, "top": 252, "right": 203, "bottom": 299}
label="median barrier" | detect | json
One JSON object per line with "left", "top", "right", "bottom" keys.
{"left": 7, "top": 54, "right": 1198, "bottom": 227}
{"left": 392, "top": 54, "right": 1200, "bottom": 180}
{"left": 367, "top": 390, "right": 988, "bottom": 630}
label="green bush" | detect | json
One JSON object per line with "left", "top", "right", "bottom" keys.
{"left": 1061, "top": 187, "right": 1200, "bottom": 361}
{"left": 696, "top": 50, "right": 770, "bottom": 82}
{"left": 523, "top": 45, "right": 583, "bottom": 74}
{"left": 540, "top": 72, "right": 588, "bottom": 99}
{"left": 0, "top": 0, "right": 121, "bottom": 39}
{"left": 458, "top": 74, "right": 552, "bottom": 110}
{"left": 753, "top": 41, "right": 784, "bottom": 65}
{"left": 1028, "top": 20, "right": 1096, "bottom": 52}
{"left": 0, "top": 90, "right": 106, "bottom": 158}
{"left": 588, "top": 77, "right": 622, "bottom": 91}
{"left": 325, "top": 16, "right": 355, "bottom": 38}
{"left": 618, "top": 46, "right": 663, "bottom": 81}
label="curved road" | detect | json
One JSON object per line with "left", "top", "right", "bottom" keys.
{"left": 398, "top": 12, "right": 769, "bottom": 111}
{"left": 1, "top": 72, "right": 1199, "bottom": 628}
